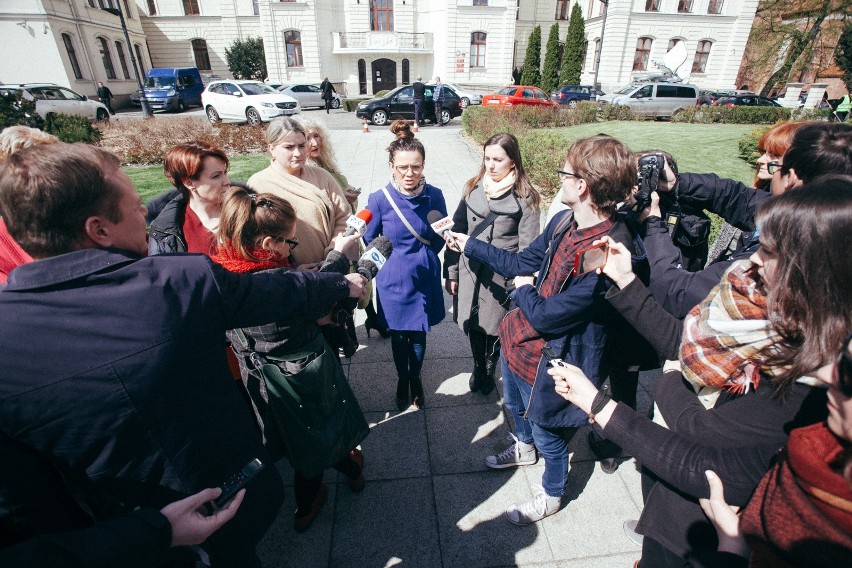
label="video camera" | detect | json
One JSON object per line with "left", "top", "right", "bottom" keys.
{"left": 632, "top": 152, "right": 666, "bottom": 214}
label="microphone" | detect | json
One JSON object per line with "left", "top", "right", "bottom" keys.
{"left": 427, "top": 210, "right": 454, "bottom": 236}
{"left": 356, "top": 236, "right": 393, "bottom": 280}
{"left": 343, "top": 209, "right": 373, "bottom": 237}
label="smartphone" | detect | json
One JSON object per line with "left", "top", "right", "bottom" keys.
{"left": 574, "top": 242, "right": 608, "bottom": 277}
{"left": 214, "top": 458, "right": 264, "bottom": 508}
{"left": 542, "top": 346, "right": 568, "bottom": 368}
{"left": 351, "top": 187, "right": 362, "bottom": 194}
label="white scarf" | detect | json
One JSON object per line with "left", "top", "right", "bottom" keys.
{"left": 482, "top": 170, "right": 516, "bottom": 200}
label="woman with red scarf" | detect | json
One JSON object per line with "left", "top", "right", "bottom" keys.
{"left": 211, "top": 186, "right": 368, "bottom": 533}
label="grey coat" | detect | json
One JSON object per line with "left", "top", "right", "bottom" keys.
{"left": 444, "top": 183, "right": 540, "bottom": 335}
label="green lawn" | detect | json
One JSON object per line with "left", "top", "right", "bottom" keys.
{"left": 552, "top": 122, "right": 757, "bottom": 185}
{"left": 125, "top": 153, "right": 271, "bottom": 203}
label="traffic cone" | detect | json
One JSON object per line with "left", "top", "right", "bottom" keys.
{"left": 362, "top": 120, "right": 369, "bottom": 133}
{"left": 412, "top": 120, "right": 419, "bottom": 132}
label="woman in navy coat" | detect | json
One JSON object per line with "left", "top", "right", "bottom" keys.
{"left": 363, "top": 120, "right": 446, "bottom": 411}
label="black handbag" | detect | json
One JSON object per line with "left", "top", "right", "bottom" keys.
{"left": 234, "top": 331, "right": 369, "bottom": 478}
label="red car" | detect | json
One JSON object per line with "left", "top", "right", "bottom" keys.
{"left": 482, "top": 85, "right": 558, "bottom": 108}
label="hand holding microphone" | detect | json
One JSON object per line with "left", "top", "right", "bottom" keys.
{"left": 344, "top": 209, "right": 373, "bottom": 237}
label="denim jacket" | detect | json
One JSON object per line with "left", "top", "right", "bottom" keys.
{"left": 465, "top": 210, "right": 648, "bottom": 428}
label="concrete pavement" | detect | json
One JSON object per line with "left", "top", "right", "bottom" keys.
{"left": 250, "top": 110, "right": 653, "bottom": 568}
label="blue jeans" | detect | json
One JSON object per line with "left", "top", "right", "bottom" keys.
{"left": 413, "top": 98, "right": 424, "bottom": 124}
{"left": 390, "top": 330, "right": 427, "bottom": 380}
{"left": 501, "top": 357, "right": 571, "bottom": 498}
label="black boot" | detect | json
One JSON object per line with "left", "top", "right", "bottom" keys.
{"left": 468, "top": 330, "right": 487, "bottom": 393}
{"left": 364, "top": 302, "right": 390, "bottom": 338}
{"left": 480, "top": 335, "right": 500, "bottom": 395}
{"left": 410, "top": 375, "right": 424, "bottom": 409}
{"left": 395, "top": 376, "right": 410, "bottom": 411}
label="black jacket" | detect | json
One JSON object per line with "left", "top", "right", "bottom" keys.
{"left": 148, "top": 193, "right": 188, "bottom": 255}
{"left": 412, "top": 81, "right": 426, "bottom": 100}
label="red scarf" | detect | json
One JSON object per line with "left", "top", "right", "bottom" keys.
{"left": 211, "top": 245, "right": 289, "bottom": 273}
{"left": 740, "top": 422, "right": 852, "bottom": 567}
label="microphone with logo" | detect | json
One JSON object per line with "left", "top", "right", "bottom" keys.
{"left": 335, "top": 236, "right": 394, "bottom": 322}
{"left": 343, "top": 209, "right": 373, "bottom": 237}
{"left": 427, "top": 210, "right": 456, "bottom": 248}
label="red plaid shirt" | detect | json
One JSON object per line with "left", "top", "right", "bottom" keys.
{"left": 498, "top": 218, "right": 613, "bottom": 385}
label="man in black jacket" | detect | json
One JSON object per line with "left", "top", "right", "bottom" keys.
{"left": 412, "top": 75, "right": 425, "bottom": 126}
{"left": 0, "top": 143, "right": 366, "bottom": 566}
{"left": 643, "top": 122, "right": 852, "bottom": 318}
{"left": 97, "top": 81, "right": 114, "bottom": 114}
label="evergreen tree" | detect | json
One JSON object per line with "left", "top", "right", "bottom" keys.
{"left": 836, "top": 23, "right": 852, "bottom": 92}
{"left": 520, "top": 26, "right": 542, "bottom": 87}
{"left": 225, "top": 37, "right": 267, "bottom": 81}
{"left": 541, "top": 24, "right": 562, "bottom": 93}
{"left": 560, "top": 3, "right": 585, "bottom": 86}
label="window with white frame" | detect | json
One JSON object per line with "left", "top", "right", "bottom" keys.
{"left": 62, "top": 34, "right": 83, "bottom": 79}
{"left": 115, "top": 41, "right": 131, "bottom": 79}
{"left": 97, "top": 37, "right": 116, "bottom": 79}
{"left": 182, "top": 0, "right": 200, "bottom": 16}
{"left": 284, "top": 31, "right": 303, "bottom": 67}
{"left": 555, "top": 0, "right": 569, "bottom": 20}
{"left": 677, "top": 0, "right": 693, "bottom": 13}
{"left": 370, "top": 0, "right": 394, "bottom": 32}
{"left": 692, "top": 40, "right": 712, "bottom": 73}
{"left": 633, "top": 37, "right": 652, "bottom": 71}
{"left": 707, "top": 0, "right": 723, "bottom": 14}
{"left": 470, "top": 32, "right": 486, "bottom": 68}
{"left": 192, "top": 38, "right": 211, "bottom": 70}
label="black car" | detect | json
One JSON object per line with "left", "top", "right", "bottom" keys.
{"left": 550, "top": 84, "right": 604, "bottom": 107}
{"left": 712, "top": 95, "right": 780, "bottom": 107}
{"left": 355, "top": 84, "right": 463, "bottom": 126}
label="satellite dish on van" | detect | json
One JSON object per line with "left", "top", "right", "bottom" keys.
{"left": 661, "top": 41, "right": 688, "bottom": 81}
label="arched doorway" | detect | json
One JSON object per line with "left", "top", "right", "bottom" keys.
{"left": 371, "top": 58, "right": 396, "bottom": 94}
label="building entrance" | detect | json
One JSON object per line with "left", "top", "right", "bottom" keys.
{"left": 371, "top": 58, "right": 396, "bottom": 94}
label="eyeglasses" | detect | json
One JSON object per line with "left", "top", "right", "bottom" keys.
{"left": 557, "top": 170, "right": 582, "bottom": 182}
{"left": 766, "top": 161, "right": 783, "bottom": 175}
{"left": 838, "top": 333, "right": 852, "bottom": 397}
{"left": 274, "top": 236, "right": 299, "bottom": 249}
{"left": 393, "top": 164, "right": 423, "bottom": 174}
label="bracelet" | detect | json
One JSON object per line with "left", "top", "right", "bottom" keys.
{"left": 588, "top": 390, "right": 611, "bottom": 424}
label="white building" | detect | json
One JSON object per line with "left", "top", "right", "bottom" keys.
{"left": 0, "top": 1, "right": 757, "bottom": 104}
{"left": 0, "top": 0, "right": 150, "bottom": 101}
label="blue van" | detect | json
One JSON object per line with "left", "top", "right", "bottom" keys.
{"left": 132, "top": 68, "right": 204, "bottom": 112}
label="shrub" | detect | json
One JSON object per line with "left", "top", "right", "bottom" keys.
{"left": 344, "top": 98, "right": 369, "bottom": 112}
{"left": 672, "top": 105, "right": 792, "bottom": 124}
{"left": 518, "top": 129, "right": 569, "bottom": 201}
{"left": 98, "top": 116, "right": 268, "bottom": 165}
{"left": 738, "top": 126, "right": 769, "bottom": 165}
{"left": 44, "top": 113, "right": 101, "bottom": 143}
{"left": 0, "top": 94, "right": 44, "bottom": 129}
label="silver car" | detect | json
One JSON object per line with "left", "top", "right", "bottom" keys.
{"left": 275, "top": 83, "right": 341, "bottom": 110}
{"left": 0, "top": 83, "right": 110, "bottom": 121}
{"left": 598, "top": 81, "right": 699, "bottom": 119}
{"left": 445, "top": 83, "right": 482, "bottom": 108}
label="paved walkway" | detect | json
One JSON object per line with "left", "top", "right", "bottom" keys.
{"left": 255, "top": 113, "right": 652, "bottom": 568}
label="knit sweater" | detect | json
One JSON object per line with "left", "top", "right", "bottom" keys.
{"left": 247, "top": 163, "right": 350, "bottom": 265}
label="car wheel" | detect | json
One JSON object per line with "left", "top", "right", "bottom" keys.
{"left": 246, "top": 107, "right": 262, "bottom": 126}
{"left": 460, "top": 97, "right": 470, "bottom": 109}
{"left": 567, "top": 99, "right": 578, "bottom": 109}
{"left": 331, "top": 98, "right": 341, "bottom": 109}
{"left": 371, "top": 109, "right": 388, "bottom": 126}
{"left": 206, "top": 106, "right": 221, "bottom": 124}
{"left": 176, "top": 100, "right": 187, "bottom": 113}
{"left": 440, "top": 109, "right": 451, "bottom": 125}
{"left": 96, "top": 108, "right": 109, "bottom": 121}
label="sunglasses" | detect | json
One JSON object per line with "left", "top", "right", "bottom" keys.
{"left": 838, "top": 333, "right": 852, "bottom": 397}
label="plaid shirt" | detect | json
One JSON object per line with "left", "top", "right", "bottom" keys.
{"left": 499, "top": 218, "right": 613, "bottom": 385}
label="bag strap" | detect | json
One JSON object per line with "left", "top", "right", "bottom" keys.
{"left": 231, "top": 328, "right": 306, "bottom": 405}
{"left": 468, "top": 210, "right": 500, "bottom": 241}
{"left": 381, "top": 186, "right": 431, "bottom": 245}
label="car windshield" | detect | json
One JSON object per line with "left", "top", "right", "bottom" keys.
{"left": 497, "top": 87, "right": 516, "bottom": 95}
{"left": 615, "top": 85, "right": 639, "bottom": 95}
{"left": 241, "top": 83, "right": 277, "bottom": 95}
{"left": 145, "top": 77, "right": 175, "bottom": 88}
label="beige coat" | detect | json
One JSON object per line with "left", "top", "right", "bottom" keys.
{"left": 248, "top": 163, "right": 350, "bottom": 265}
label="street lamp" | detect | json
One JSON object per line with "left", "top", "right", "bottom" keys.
{"left": 103, "top": 6, "right": 152, "bottom": 118}
{"left": 592, "top": 0, "right": 609, "bottom": 91}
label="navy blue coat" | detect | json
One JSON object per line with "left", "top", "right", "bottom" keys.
{"left": 465, "top": 210, "right": 647, "bottom": 428}
{"left": 0, "top": 248, "right": 351, "bottom": 563}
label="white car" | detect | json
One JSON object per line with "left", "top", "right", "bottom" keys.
{"left": 445, "top": 83, "right": 482, "bottom": 108}
{"left": 202, "top": 80, "right": 301, "bottom": 125}
{"left": 0, "top": 83, "right": 110, "bottom": 121}
{"left": 275, "top": 83, "right": 342, "bottom": 110}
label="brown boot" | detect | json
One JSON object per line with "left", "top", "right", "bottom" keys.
{"left": 293, "top": 484, "right": 327, "bottom": 533}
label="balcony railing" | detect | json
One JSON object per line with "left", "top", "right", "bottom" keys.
{"left": 334, "top": 32, "right": 433, "bottom": 52}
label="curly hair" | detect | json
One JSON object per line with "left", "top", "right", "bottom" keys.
{"left": 300, "top": 118, "right": 341, "bottom": 175}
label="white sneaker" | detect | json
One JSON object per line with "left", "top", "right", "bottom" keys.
{"left": 505, "top": 490, "right": 561, "bottom": 525}
{"left": 484, "top": 434, "right": 538, "bottom": 469}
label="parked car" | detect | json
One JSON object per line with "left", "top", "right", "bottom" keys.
{"left": 482, "top": 86, "right": 557, "bottom": 108}
{"left": 698, "top": 89, "right": 755, "bottom": 105}
{"left": 0, "top": 83, "right": 110, "bottom": 121}
{"left": 202, "top": 80, "right": 301, "bottom": 125}
{"left": 597, "top": 81, "right": 699, "bottom": 118}
{"left": 275, "top": 83, "right": 342, "bottom": 110}
{"left": 550, "top": 84, "right": 604, "bottom": 107}
{"left": 355, "top": 84, "right": 463, "bottom": 126}
{"left": 445, "top": 83, "right": 482, "bottom": 108}
{"left": 130, "top": 67, "right": 204, "bottom": 112}
{"left": 712, "top": 95, "right": 781, "bottom": 107}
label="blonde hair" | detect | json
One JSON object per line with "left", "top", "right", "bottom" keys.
{"left": 301, "top": 118, "right": 341, "bottom": 174}
{"left": 265, "top": 116, "right": 306, "bottom": 147}
{"left": 0, "top": 126, "right": 59, "bottom": 162}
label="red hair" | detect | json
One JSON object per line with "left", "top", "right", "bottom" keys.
{"left": 754, "top": 122, "right": 805, "bottom": 191}
{"left": 163, "top": 141, "right": 229, "bottom": 199}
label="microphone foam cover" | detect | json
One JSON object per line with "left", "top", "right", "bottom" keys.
{"left": 426, "top": 210, "right": 444, "bottom": 225}
{"left": 364, "top": 235, "right": 393, "bottom": 259}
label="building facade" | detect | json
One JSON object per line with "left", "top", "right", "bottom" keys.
{"left": 0, "top": 0, "right": 758, "bottom": 103}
